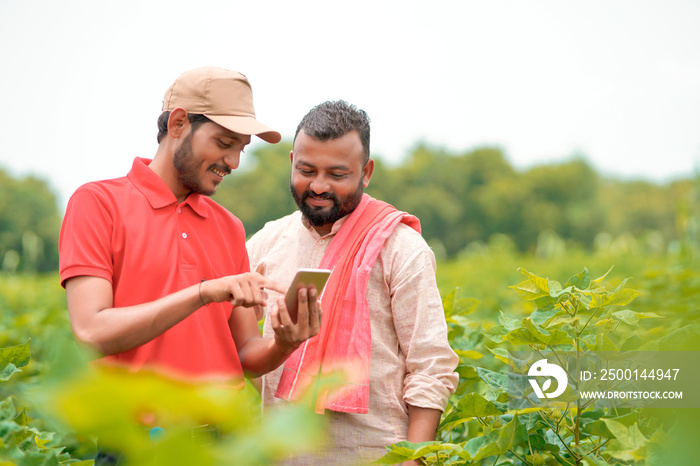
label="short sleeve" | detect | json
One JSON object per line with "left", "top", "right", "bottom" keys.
{"left": 59, "top": 186, "right": 115, "bottom": 288}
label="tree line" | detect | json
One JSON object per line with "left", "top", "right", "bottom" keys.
{"left": 214, "top": 141, "right": 695, "bottom": 258}
{"left": 0, "top": 169, "right": 60, "bottom": 273}
{"left": 0, "top": 143, "right": 694, "bottom": 272}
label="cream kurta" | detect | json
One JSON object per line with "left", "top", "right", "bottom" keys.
{"left": 247, "top": 210, "right": 458, "bottom": 465}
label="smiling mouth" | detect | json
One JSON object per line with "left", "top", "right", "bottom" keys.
{"left": 210, "top": 166, "right": 228, "bottom": 178}
{"left": 305, "top": 194, "right": 335, "bottom": 208}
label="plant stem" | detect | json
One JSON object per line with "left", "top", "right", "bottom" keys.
{"left": 509, "top": 449, "right": 532, "bottom": 466}
{"left": 577, "top": 306, "right": 602, "bottom": 338}
{"left": 537, "top": 412, "right": 578, "bottom": 460}
{"left": 586, "top": 438, "right": 611, "bottom": 457}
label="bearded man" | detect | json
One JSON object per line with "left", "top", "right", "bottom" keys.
{"left": 247, "top": 100, "right": 458, "bottom": 465}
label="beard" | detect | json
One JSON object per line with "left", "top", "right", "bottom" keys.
{"left": 172, "top": 132, "right": 229, "bottom": 197}
{"left": 290, "top": 178, "right": 364, "bottom": 228}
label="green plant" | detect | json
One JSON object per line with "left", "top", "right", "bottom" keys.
{"left": 1, "top": 340, "right": 91, "bottom": 465}
{"left": 377, "top": 267, "right": 692, "bottom": 465}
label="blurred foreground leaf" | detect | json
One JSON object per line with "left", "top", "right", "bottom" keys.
{"left": 29, "top": 340, "right": 325, "bottom": 466}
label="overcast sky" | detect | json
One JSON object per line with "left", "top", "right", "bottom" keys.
{"left": 1, "top": 0, "right": 698, "bottom": 210}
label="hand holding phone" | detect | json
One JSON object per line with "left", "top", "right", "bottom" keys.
{"left": 284, "top": 268, "right": 331, "bottom": 323}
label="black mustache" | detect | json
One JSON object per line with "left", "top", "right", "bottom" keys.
{"left": 303, "top": 192, "right": 337, "bottom": 202}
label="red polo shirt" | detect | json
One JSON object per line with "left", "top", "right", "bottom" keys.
{"left": 59, "top": 157, "right": 247, "bottom": 382}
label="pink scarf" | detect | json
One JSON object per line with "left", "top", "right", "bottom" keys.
{"left": 275, "top": 194, "right": 420, "bottom": 413}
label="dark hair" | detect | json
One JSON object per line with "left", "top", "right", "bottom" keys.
{"left": 294, "top": 100, "right": 371, "bottom": 162}
{"left": 156, "top": 112, "right": 212, "bottom": 143}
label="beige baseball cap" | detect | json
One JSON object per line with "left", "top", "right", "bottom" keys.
{"left": 162, "top": 67, "right": 281, "bottom": 144}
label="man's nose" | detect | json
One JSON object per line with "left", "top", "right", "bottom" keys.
{"left": 223, "top": 153, "right": 240, "bottom": 170}
{"left": 309, "top": 176, "right": 330, "bottom": 194}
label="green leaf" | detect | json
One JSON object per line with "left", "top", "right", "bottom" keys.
{"left": 621, "top": 334, "right": 643, "bottom": 351}
{"left": 530, "top": 297, "right": 560, "bottom": 325}
{"left": 439, "top": 393, "right": 502, "bottom": 430}
{"left": 612, "top": 310, "right": 665, "bottom": 325}
{"left": 522, "top": 318, "right": 574, "bottom": 346}
{"left": 505, "top": 327, "right": 545, "bottom": 348}
{"left": 0, "top": 340, "right": 31, "bottom": 381}
{"left": 509, "top": 280, "right": 547, "bottom": 300}
{"left": 549, "top": 283, "right": 574, "bottom": 299}
{"left": 607, "top": 288, "right": 643, "bottom": 307}
{"left": 603, "top": 420, "right": 648, "bottom": 462}
{"left": 458, "top": 435, "right": 500, "bottom": 462}
{"left": 495, "top": 413, "right": 528, "bottom": 453}
{"left": 577, "top": 290, "right": 593, "bottom": 310}
{"left": 373, "top": 441, "right": 449, "bottom": 464}
{"left": 498, "top": 311, "right": 523, "bottom": 332}
{"left": 658, "top": 325, "right": 699, "bottom": 350}
{"left": 588, "top": 278, "right": 641, "bottom": 309}
{"left": 0, "top": 363, "right": 21, "bottom": 382}
{"left": 519, "top": 268, "right": 551, "bottom": 292}
{"left": 487, "top": 348, "right": 532, "bottom": 372}
{"left": 509, "top": 268, "right": 551, "bottom": 300}
{"left": 565, "top": 268, "right": 591, "bottom": 290}
{"left": 595, "top": 333, "right": 619, "bottom": 352}
{"left": 544, "top": 429, "right": 568, "bottom": 453}
{"left": 581, "top": 333, "right": 597, "bottom": 351}
{"left": 477, "top": 367, "right": 510, "bottom": 393}
{"left": 592, "top": 266, "right": 614, "bottom": 285}
{"left": 35, "top": 430, "right": 55, "bottom": 449}
{"left": 457, "top": 413, "right": 528, "bottom": 461}
{"left": 487, "top": 347, "right": 511, "bottom": 366}
{"left": 454, "top": 349, "right": 483, "bottom": 360}
{"left": 548, "top": 314, "right": 581, "bottom": 327}
{"left": 443, "top": 288, "right": 480, "bottom": 318}
{"left": 446, "top": 315, "right": 471, "bottom": 328}
{"left": 482, "top": 325, "right": 506, "bottom": 343}
{"left": 0, "top": 398, "right": 17, "bottom": 422}
{"left": 442, "top": 288, "right": 458, "bottom": 315}
{"left": 547, "top": 279, "right": 566, "bottom": 298}
{"left": 530, "top": 308, "right": 561, "bottom": 326}
{"left": 0, "top": 340, "right": 31, "bottom": 367}
{"left": 582, "top": 413, "right": 638, "bottom": 439}
{"left": 13, "top": 408, "right": 28, "bottom": 427}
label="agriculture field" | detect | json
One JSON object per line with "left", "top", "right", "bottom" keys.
{"left": 1, "top": 239, "right": 698, "bottom": 464}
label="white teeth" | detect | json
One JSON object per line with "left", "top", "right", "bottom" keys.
{"left": 211, "top": 167, "right": 225, "bottom": 177}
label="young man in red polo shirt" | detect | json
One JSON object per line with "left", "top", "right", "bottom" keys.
{"left": 59, "top": 67, "right": 320, "bottom": 386}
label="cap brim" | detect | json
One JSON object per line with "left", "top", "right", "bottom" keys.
{"left": 207, "top": 114, "right": 281, "bottom": 144}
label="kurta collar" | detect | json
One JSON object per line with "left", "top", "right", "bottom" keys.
{"left": 300, "top": 211, "right": 348, "bottom": 240}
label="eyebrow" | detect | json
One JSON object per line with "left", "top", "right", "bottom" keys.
{"left": 297, "top": 160, "right": 351, "bottom": 171}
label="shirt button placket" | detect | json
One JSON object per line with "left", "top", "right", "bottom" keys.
{"left": 177, "top": 207, "right": 187, "bottom": 239}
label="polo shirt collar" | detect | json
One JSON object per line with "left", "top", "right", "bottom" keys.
{"left": 127, "top": 157, "right": 209, "bottom": 218}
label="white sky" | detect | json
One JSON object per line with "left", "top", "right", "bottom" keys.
{"left": 1, "top": 0, "right": 699, "bottom": 210}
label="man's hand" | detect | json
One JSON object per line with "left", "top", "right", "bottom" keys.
{"left": 199, "top": 272, "right": 285, "bottom": 308}
{"left": 269, "top": 285, "right": 322, "bottom": 351}
{"left": 231, "top": 283, "right": 322, "bottom": 377}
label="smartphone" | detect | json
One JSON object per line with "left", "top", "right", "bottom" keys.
{"left": 284, "top": 268, "right": 331, "bottom": 323}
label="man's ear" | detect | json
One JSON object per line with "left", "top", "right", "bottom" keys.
{"left": 362, "top": 158, "right": 375, "bottom": 188}
{"left": 167, "top": 108, "right": 189, "bottom": 139}
{"left": 289, "top": 150, "right": 294, "bottom": 164}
